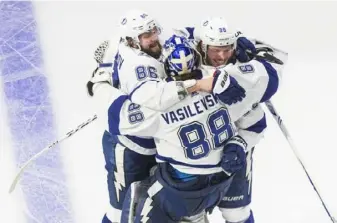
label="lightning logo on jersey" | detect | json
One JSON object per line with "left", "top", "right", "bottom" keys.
{"left": 140, "top": 197, "right": 153, "bottom": 223}
{"left": 246, "top": 149, "right": 253, "bottom": 195}
{"left": 114, "top": 144, "right": 126, "bottom": 202}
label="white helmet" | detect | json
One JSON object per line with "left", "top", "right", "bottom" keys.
{"left": 199, "top": 17, "right": 236, "bottom": 53}
{"left": 118, "top": 10, "right": 161, "bottom": 45}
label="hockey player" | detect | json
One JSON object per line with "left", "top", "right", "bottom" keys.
{"left": 89, "top": 10, "right": 161, "bottom": 223}
{"left": 172, "top": 17, "right": 288, "bottom": 223}
{"left": 87, "top": 10, "right": 259, "bottom": 223}
{"left": 89, "top": 37, "right": 284, "bottom": 222}
{"left": 88, "top": 10, "right": 227, "bottom": 223}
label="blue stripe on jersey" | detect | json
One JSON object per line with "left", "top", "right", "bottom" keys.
{"left": 109, "top": 133, "right": 156, "bottom": 150}
{"left": 185, "top": 27, "right": 195, "bottom": 40}
{"left": 108, "top": 95, "right": 129, "bottom": 135}
{"left": 99, "top": 63, "right": 113, "bottom": 67}
{"left": 244, "top": 113, "right": 267, "bottom": 133}
{"left": 125, "top": 135, "right": 156, "bottom": 149}
{"left": 258, "top": 59, "right": 279, "bottom": 102}
{"left": 107, "top": 96, "right": 156, "bottom": 149}
{"left": 112, "top": 52, "right": 120, "bottom": 88}
{"left": 128, "top": 79, "right": 160, "bottom": 100}
{"left": 156, "top": 154, "right": 221, "bottom": 168}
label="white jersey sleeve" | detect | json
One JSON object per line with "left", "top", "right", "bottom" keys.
{"left": 92, "top": 83, "right": 160, "bottom": 137}
{"left": 173, "top": 27, "right": 198, "bottom": 40}
{"left": 128, "top": 79, "right": 191, "bottom": 111}
{"left": 253, "top": 39, "right": 289, "bottom": 82}
{"left": 267, "top": 48, "right": 288, "bottom": 81}
{"left": 108, "top": 96, "right": 160, "bottom": 137}
{"left": 235, "top": 104, "right": 266, "bottom": 151}
{"left": 218, "top": 58, "right": 282, "bottom": 121}
{"left": 113, "top": 44, "right": 184, "bottom": 111}
{"left": 219, "top": 57, "right": 286, "bottom": 150}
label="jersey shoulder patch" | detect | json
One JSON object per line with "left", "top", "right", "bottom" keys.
{"left": 238, "top": 64, "right": 255, "bottom": 74}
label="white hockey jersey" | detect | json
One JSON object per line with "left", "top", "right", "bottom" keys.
{"left": 173, "top": 26, "right": 288, "bottom": 151}
{"left": 94, "top": 59, "right": 282, "bottom": 174}
{"left": 111, "top": 43, "right": 186, "bottom": 110}
{"left": 99, "top": 41, "right": 191, "bottom": 155}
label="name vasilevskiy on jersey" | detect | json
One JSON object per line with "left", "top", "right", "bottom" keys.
{"left": 161, "top": 94, "right": 219, "bottom": 124}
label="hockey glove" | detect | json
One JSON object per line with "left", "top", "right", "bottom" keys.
{"left": 212, "top": 69, "right": 246, "bottom": 105}
{"left": 254, "top": 40, "right": 284, "bottom": 65}
{"left": 87, "top": 40, "right": 115, "bottom": 96}
{"left": 221, "top": 136, "right": 247, "bottom": 175}
{"left": 87, "top": 66, "right": 112, "bottom": 96}
{"left": 236, "top": 36, "right": 257, "bottom": 63}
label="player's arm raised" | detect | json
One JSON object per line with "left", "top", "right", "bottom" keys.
{"left": 124, "top": 62, "right": 198, "bottom": 111}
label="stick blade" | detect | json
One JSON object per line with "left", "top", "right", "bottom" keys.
{"left": 8, "top": 162, "right": 30, "bottom": 193}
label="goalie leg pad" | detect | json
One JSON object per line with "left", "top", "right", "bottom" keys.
{"left": 221, "top": 209, "right": 254, "bottom": 223}
{"left": 123, "top": 163, "right": 234, "bottom": 222}
{"left": 102, "top": 131, "right": 156, "bottom": 210}
{"left": 219, "top": 206, "right": 252, "bottom": 223}
{"left": 122, "top": 178, "right": 172, "bottom": 223}
{"left": 180, "top": 211, "right": 209, "bottom": 223}
{"left": 152, "top": 163, "right": 234, "bottom": 221}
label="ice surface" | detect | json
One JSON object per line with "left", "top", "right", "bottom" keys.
{"left": 0, "top": 2, "right": 72, "bottom": 223}
{"left": 1, "top": 1, "right": 337, "bottom": 223}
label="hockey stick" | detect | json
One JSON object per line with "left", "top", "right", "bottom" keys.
{"left": 264, "top": 100, "right": 337, "bottom": 223}
{"left": 8, "top": 115, "right": 98, "bottom": 193}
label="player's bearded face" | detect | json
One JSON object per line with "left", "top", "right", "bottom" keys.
{"left": 206, "top": 45, "right": 234, "bottom": 67}
{"left": 138, "top": 27, "right": 162, "bottom": 59}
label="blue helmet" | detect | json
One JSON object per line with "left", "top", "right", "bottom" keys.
{"left": 163, "top": 35, "right": 199, "bottom": 76}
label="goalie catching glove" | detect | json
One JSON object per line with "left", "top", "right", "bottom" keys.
{"left": 87, "top": 40, "right": 116, "bottom": 96}
{"left": 251, "top": 40, "right": 285, "bottom": 65}
{"left": 87, "top": 66, "right": 112, "bottom": 96}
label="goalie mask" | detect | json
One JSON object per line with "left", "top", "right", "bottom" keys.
{"left": 163, "top": 35, "right": 200, "bottom": 77}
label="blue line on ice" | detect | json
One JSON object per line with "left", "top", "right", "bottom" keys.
{"left": 0, "top": 2, "right": 73, "bottom": 222}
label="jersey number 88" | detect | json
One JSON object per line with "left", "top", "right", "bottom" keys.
{"left": 178, "top": 108, "right": 234, "bottom": 160}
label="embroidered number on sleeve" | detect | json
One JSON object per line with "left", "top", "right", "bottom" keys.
{"left": 135, "top": 65, "right": 158, "bottom": 80}
{"left": 127, "top": 103, "right": 144, "bottom": 124}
